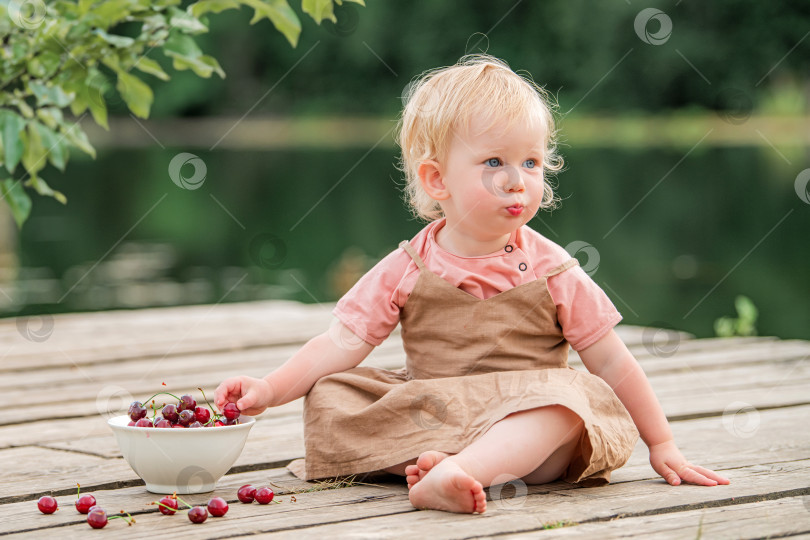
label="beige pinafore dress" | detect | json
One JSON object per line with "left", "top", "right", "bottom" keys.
{"left": 287, "top": 240, "right": 638, "bottom": 485}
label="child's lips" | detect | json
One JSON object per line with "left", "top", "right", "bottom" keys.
{"left": 506, "top": 205, "right": 524, "bottom": 216}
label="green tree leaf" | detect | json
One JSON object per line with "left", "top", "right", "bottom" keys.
{"left": 163, "top": 32, "right": 225, "bottom": 78}
{"left": 28, "top": 81, "right": 74, "bottom": 108}
{"left": 93, "top": 28, "right": 136, "bottom": 48}
{"left": 21, "top": 122, "right": 47, "bottom": 176}
{"left": 61, "top": 122, "right": 96, "bottom": 159}
{"left": 133, "top": 56, "right": 171, "bottom": 81}
{"left": 116, "top": 71, "right": 154, "bottom": 118}
{"left": 190, "top": 0, "right": 241, "bottom": 18}
{"left": 302, "top": 0, "right": 337, "bottom": 24}
{"left": 168, "top": 6, "right": 209, "bottom": 34}
{"left": 36, "top": 107, "right": 65, "bottom": 131}
{"left": 27, "top": 174, "right": 67, "bottom": 204}
{"left": 27, "top": 51, "right": 62, "bottom": 79}
{"left": 0, "top": 178, "right": 32, "bottom": 229}
{"left": 240, "top": 0, "right": 301, "bottom": 47}
{"left": 32, "top": 121, "right": 68, "bottom": 171}
{"left": 0, "top": 109, "right": 26, "bottom": 174}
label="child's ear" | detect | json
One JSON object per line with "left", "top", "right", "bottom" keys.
{"left": 418, "top": 160, "right": 450, "bottom": 201}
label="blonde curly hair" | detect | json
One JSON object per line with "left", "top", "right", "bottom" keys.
{"left": 397, "top": 54, "right": 563, "bottom": 221}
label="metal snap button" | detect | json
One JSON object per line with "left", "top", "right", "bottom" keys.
{"left": 505, "top": 245, "right": 513, "bottom": 253}
{"left": 518, "top": 262, "right": 527, "bottom": 271}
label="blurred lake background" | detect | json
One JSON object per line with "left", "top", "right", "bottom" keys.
{"left": 1, "top": 1, "right": 809, "bottom": 340}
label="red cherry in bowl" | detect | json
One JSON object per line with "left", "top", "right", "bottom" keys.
{"left": 223, "top": 402, "right": 240, "bottom": 420}
{"left": 255, "top": 487, "right": 274, "bottom": 504}
{"left": 86, "top": 507, "right": 107, "bottom": 528}
{"left": 135, "top": 418, "right": 153, "bottom": 428}
{"left": 178, "top": 409, "right": 195, "bottom": 426}
{"left": 37, "top": 496, "right": 58, "bottom": 514}
{"left": 178, "top": 394, "right": 197, "bottom": 412}
{"left": 128, "top": 402, "right": 146, "bottom": 422}
{"left": 194, "top": 406, "right": 211, "bottom": 425}
{"left": 75, "top": 494, "right": 97, "bottom": 514}
{"left": 207, "top": 497, "right": 228, "bottom": 517}
{"left": 188, "top": 506, "right": 208, "bottom": 523}
{"left": 162, "top": 404, "right": 179, "bottom": 423}
{"left": 237, "top": 484, "right": 256, "bottom": 503}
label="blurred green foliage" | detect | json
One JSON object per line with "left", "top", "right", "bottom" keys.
{"left": 144, "top": 0, "right": 810, "bottom": 119}
{"left": 0, "top": 0, "right": 363, "bottom": 228}
{"left": 714, "top": 295, "right": 758, "bottom": 337}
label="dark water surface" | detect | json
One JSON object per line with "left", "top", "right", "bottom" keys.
{"left": 8, "top": 144, "right": 809, "bottom": 341}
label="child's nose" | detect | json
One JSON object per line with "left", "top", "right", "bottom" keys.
{"left": 500, "top": 167, "right": 525, "bottom": 192}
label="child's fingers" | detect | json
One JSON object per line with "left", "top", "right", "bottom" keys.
{"left": 214, "top": 378, "right": 242, "bottom": 409}
{"left": 691, "top": 464, "right": 730, "bottom": 485}
{"left": 657, "top": 463, "right": 682, "bottom": 486}
{"left": 678, "top": 466, "right": 717, "bottom": 486}
{"left": 236, "top": 389, "right": 256, "bottom": 412}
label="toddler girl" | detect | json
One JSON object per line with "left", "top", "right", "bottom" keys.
{"left": 216, "top": 54, "right": 729, "bottom": 514}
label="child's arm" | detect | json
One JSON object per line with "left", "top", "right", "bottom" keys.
{"left": 579, "top": 329, "right": 730, "bottom": 486}
{"left": 215, "top": 321, "right": 374, "bottom": 415}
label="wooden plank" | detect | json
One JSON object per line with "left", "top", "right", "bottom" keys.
{"left": 9, "top": 458, "right": 808, "bottom": 539}
{"left": 4, "top": 400, "right": 809, "bottom": 505}
{"left": 0, "top": 464, "right": 320, "bottom": 534}
{"left": 0, "top": 334, "right": 800, "bottom": 423}
{"left": 500, "top": 496, "right": 810, "bottom": 538}
{"left": 1, "top": 302, "right": 688, "bottom": 372}
{"left": 0, "top": 344, "right": 405, "bottom": 424}
{"left": 6, "top": 347, "right": 806, "bottom": 428}
{"left": 0, "top": 302, "right": 338, "bottom": 371}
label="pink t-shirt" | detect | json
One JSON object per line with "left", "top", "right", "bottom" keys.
{"left": 333, "top": 219, "right": 622, "bottom": 351}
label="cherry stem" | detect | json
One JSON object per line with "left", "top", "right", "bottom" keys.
{"left": 173, "top": 494, "right": 193, "bottom": 510}
{"left": 76, "top": 483, "right": 81, "bottom": 498}
{"left": 109, "top": 511, "right": 136, "bottom": 525}
{"left": 197, "top": 387, "right": 221, "bottom": 420}
{"left": 142, "top": 391, "right": 181, "bottom": 406}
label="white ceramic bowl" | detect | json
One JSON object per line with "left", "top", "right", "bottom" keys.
{"left": 108, "top": 414, "right": 255, "bottom": 494}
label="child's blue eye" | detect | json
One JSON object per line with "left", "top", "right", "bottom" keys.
{"left": 485, "top": 158, "right": 501, "bottom": 167}
{"left": 524, "top": 159, "right": 536, "bottom": 169}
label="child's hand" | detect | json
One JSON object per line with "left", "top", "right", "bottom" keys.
{"left": 215, "top": 376, "right": 274, "bottom": 416}
{"left": 649, "top": 440, "right": 730, "bottom": 486}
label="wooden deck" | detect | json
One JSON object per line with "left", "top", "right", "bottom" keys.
{"left": 1, "top": 300, "right": 809, "bottom": 538}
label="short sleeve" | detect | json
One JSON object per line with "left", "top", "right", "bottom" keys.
{"left": 331, "top": 248, "right": 409, "bottom": 347}
{"left": 547, "top": 265, "right": 622, "bottom": 351}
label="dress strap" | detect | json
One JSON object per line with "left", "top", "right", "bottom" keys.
{"left": 399, "top": 240, "right": 426, "bottom": 270}
{"left": 543, "top": 258, "right": 579, "bottom": 278}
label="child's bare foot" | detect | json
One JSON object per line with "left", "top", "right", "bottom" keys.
{"left": 405, "top": 450, "right": 450, "bottom": 489}
{"left": 408, "top": 459, "right": 487, "bottom": 514}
